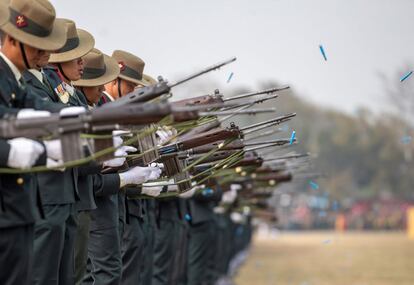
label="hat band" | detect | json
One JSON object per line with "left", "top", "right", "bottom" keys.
{"left": 82, "top": 66, "right": 107, "bottom": 80}
{"left": 121, "top": 65, "right": 143, "bottom": 81}
{"left": 9, "top": 8, "right": 52, "bottom": 37}
{"left": 58, "top": 37, "right": 80, "bottom": 53}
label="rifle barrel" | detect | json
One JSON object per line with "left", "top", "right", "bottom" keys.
{"left": 200, "top": 108, "right": 276, "bottom": 117}
{"left": 243, "top": 138, "right": 293, "bottom": 147}
{"left": 241, "top": 113, "right": 296, "bottom": 132}
{"left": 221, "top": 93, "right": 279, "bottom": 111}
{"left": 223, "top": 86, "right": 289, "bottom": 102}
{"left": 169, "top": 57, "right": 237, "bottom": 88}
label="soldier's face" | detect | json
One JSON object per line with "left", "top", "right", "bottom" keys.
{"left": 118, "top": 79, "right": 138, "bottom": 98}
{"left": 105, "top": 79, "right": 138, "bottom": 100}
{"left": 20, "top": 44, "right": 48, "bottom": 69}
{"left": 83, "top": 85, "right": 105, "bottom": 105}
{"left": 60, "top": 58, "right": 84, "bottom": 81}
{"left": 35, "top": 50, "right": 52, "bottom": 69}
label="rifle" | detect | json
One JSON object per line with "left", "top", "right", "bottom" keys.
{"left": 173, "top": 86, "right": 288, "bottom": 107}
{"left": 185, "top": 138, "right": 294, "bottom": 164}
{"left": 0, "top": 102, "right": 238, "bottom": 162}
{"left": 101, "top": 57, "right": 237, "bottom": 107}
{"left": 178, "top": 92, "right": 284, "bottom": 139}
{"left": 241, "top": 113, "right": 297, "bottom": 135}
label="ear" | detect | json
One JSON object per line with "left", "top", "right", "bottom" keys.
{"left": 3, "top": 35, "right": 15, "bottom": 46}
{"left": 8, "top": 35, "right": 17, "bottom": 46}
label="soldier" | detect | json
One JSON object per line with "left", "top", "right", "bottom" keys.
{"left": 18, "top": 18, "right": 95, "bottom": 285}
{"left": 102, "top": 50, "right": 148, "bottom": 285}
{"left": 185, "top": 184, "right": 223, "bottom": 285}
{"left": 74, "top": 48, "right": 161, "bottom": 285}
{"left": 0, "top": 0, "right": 74, "bottom": 283}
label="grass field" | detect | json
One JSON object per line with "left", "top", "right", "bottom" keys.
{"left": 234, "top": 231, "right": 414, "bottom": 285}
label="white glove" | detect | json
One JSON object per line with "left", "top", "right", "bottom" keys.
{"left": 119, "top": 166, "right": 160, "bottom": 187}
{"left": 7, "top": 138, "right": 45, "bottom": 169}
{"left": 46, "top": 158, "right": 65, "bottom": 171}
{"left": 113, "top": 136, "right": 123, "bottom": 148}
{"left": 59, "top": 106, "right": 86, "bottom": 117}
{"left": 141, "top": 185, "right": 163, "bottom": 197}
{"left": 230, "top": 212, "right": 243, "bottom": 223}
{"left": 147, "top": 167, "right": 162, "bottom": 180}
{"left": 113, "top": 130, "right": 132, "bottom": 138}
{"left": 156, "top": 126, "right": 177, "bottom": 145}
{"left": 222, "top": 188, "right": 237, "bottom": 204}
{"left": 179, "top": 185, "right": 204, "bottom": 199}
{"left": 43, "top": 139, "right": 63, "bottom": 161}
{"left": 17, "top": 109, "right": 51, "bottom": 119}
{"left": 230, "top": 184, "right": 242, "bottom": 191}
{"left": 103, "top": 146, "right": 137, "bottom": 168}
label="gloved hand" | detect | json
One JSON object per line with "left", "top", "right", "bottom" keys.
{"left": 17, "top": 108, "right": 50, "bottom": 119}
{"left": 112, "top": 130, "right": 131, "bottom": 148}
{"left": 119, "top": 166, "right": 161, "bottom": 187}
{"left": 179, "top": 184, "right": 204, "bottom": 199}
{"left": 221, "top": 188, "right": 237, "bottom": 204}
{"left": 156, "top": 126, "right": 177, "bottom": 145}
{"left": 141, "top": 185, "right": 163, "bottom": 197}
{"left": 59, "top": 106, "right": 86, "bottom": 117}
{"left": 46, "top": 158, "right": 65, "bottom": 171}
{"left": 230, "top": 212, "right": 243, "bottom": 223}
{"left": 7, "top": 138, "right": 45, "bottom": 169}
{"left": 147, "top": 167, "right": 162, "bottom": 180}
{"left": 230, "top": 184, "right": 242, "bottom": 191}
{"left": 43, "top": 139, "right": 63, "bottom": 161}
{"left": 103, "top": 146, "right": 137, "bottom": 168}
{"left": 113, "top": 130, "right": 132, "bottom": 138}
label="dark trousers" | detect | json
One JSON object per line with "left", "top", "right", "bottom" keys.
{"left": 0, "top": 225, "right": 34, "bottom": 285}
{"left": 152, "top": 219, "right": 175, "bottom": 285}
{"left": 187, "top": 221, "right": 215, "bottom": 285}
{"left": 121, "top": 216, "right": 145, "bottom": 285}
{"left": 141, "top": 218, "right": 155, "bottom": 285}
{"left": 172, "top": 220, "right": 188, "bottom": 285}
{"left": 84, "top": 226, "right": 122, "bottom": 285}
{"left": 75, "top": 211, "right": 91, "bottom": 285}
{"left": 152, "top": 219, "right": 189, "bottom": 285}
{"left": 32, "top": 204, "right": 77, "bottom": 285}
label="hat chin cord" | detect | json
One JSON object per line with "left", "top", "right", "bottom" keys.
{"left": 19, "top": 42, "right": 31, "bottom": 70}
{"left": 117, "top": 78, "right": 122, "bottom": 98}
{"left": 57, "top": 63, "right": 71, "bottom": 83}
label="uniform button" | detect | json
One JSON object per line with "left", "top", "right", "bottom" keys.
{"left": 11, "top": 93, "right": 16, "bottom": 100}
{"left": 16, "top": 177, "right": 24, "bottom": 185}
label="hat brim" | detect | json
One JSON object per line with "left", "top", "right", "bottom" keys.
{"left": 0, "top": 1, "right": 9, "bottom": 27}
{"left": 49, "top": 29, "right": 95, "bottom": 63}
{"left": 118, "top": 73, "right": 148, "bottom": 86}
{"left": 1, "top": 18, "right": 67, "bottom": 51}
{"left": 73, "top": 54, "right": 120, "bottom": 87}
{"left": 142, "top": 74, "right": 157, "bottom": 86}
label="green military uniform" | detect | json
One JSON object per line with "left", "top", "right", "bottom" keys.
{"left": 141, "top": 199, "right": 157, "bottom": 284}
{"left": 121, "top": 186, "right": 146, "bottom": 285}
{"left": 66, "top": 49, "right": 124, "bottom": 285}
{"left": 152, "top": 198, "right": 189, "bottom": 285}
{"left": 23, "top": 67, "right": 80, "bottom": 285}
{"left": 0, "top": 1, "right": 67, "bottom": 282}
{"left": 0, "top": 55, "right": 53, "bottom": 285}
{"left": 101, "top": 49, "right": 153, "bottom": 285}
{"left": 185, "top": 187, "right": 222, "bottom": 285}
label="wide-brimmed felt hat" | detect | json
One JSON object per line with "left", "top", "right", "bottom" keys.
{"left": 142, "top": 74, "right": 157, "bottom": 86}
{"left": 1, "top": 0, "right": 67, "bottom": 51}
{"left": 112, "top": 50, "right": 147, "bottom": 86}
{"left": 0, "top": 0, "right": 10, "bottom": 27}
{"left": 73, "top": 48, "right": 120, "bottom": 87}
{"left": 49, "top": 19, "right": 94, "bottom": 63}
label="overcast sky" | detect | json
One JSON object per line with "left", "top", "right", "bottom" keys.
{"left": 51, "top": 0, "right": 414, "bottom": 114}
